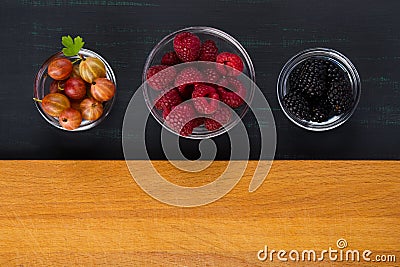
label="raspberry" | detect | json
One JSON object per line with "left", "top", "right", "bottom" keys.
{"left": 146, "top": 65, "right": 176, "bottom": 91}
{"left": 161, "top": 51, "right": 181, "bottom": 66}
{"left": 220, "top": 77, "right": 247, "bottom": 97}
{"left": 165, "top": 103, "right": 200, "bottom": 136}
{"left": 199, "top": 40, "right": 218, "bottom": 61}
{"left": 204, "top": 105, "right": 232, "bottom": 131}
{"left": 181, "top": 117, "right": 204, "bottom": 136}
{"left": 175, "top": 67, "right": 203, "bottom": 99}
{"left": 175, "top": 67, "right": 203, "bottom": 87}
{"left": 162, "top": 107, "right": 171, "bottom": 119}
{"left": 217, "top": 77, "right": 247, "bottom": 108}
{"left": 192, "top": 83, "right": 220, "bottom": 114}
{"left": 202, "top": 67, "right": 220, "bottom": 84}
{"left": 154, "top": 88, "right": 182, "bottom": 111}
{"left": 173, "top": 32, "right": 201, "bottom": 62}
{"left": 216, "top": 52, "right": 244, "bottom": 76}
{"left": 217, "top": 88, "right": 243, "bottom": 108}
{"left": 177, "top": 84, "right": 195, "bottom": 100}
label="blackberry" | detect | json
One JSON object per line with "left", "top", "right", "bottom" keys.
{"left": 327, "top": 81, "right": 354, "bottom": 115}
{"left": 326, "top": 61, "right": 350, "bottom": 87}
{"left": 288, "top": 62, "right": 303, "bottom": 89}
{"left": 285, "top": 57, "right": 354, "bottom": 123}
{"left": 310, "top": 99, "right": 333, "bottom": 122}
{"left": 290, "top": 59, "right": 327, "bottom": 98}
{"left": 311, "top": 107, "right": 329, "bottom": 122}
{"left": 283, "top": 91, "right": 311, "bottom": 121}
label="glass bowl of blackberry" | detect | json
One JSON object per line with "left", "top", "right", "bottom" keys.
{"left": 277, "top": 48, "right": 361, "bottom": 131}
{"left": 142, "top": 26, "right": 256, "bottom": 139}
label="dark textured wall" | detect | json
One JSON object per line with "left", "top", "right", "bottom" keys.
{"left": 1, "top": 0, "right": 400, "bottom": 159}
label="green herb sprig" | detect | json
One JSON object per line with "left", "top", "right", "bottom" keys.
{"left": 62, "top": 35, "right": 84, "bottom": 57}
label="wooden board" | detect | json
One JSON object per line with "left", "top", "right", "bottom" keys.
{"left": 0, "top": 160, "right": 398, "bottom": 266}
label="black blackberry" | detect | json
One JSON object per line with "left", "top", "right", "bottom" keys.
{"left": 310, "top": 99, "right": 333, "bottom": 122}
{"left": 285, "top": 57, "right": 354, "bottom": 123}
{"left": 326, "top": 61, "right": 350, "bottom": 87}
{"left": 289, "top": 59, "right": 327, "bottom": 98}
{"left": 310, "top": 108, "right": 328, "bottom": 122}
{"left": 288, "top": 62, "right": 303, "bottom": 89}
{"left": 283, "top": 91, "right": 311, "bottom": 121}
{"left": 327, "top": 81, "right": 354, "bottom": 115}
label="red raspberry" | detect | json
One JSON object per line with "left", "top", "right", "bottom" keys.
{"left": 181, "top": 117, "right": 204, "bottom": 136}
{"left": 165, "top": 103, "right": 200, "bottom": 136}
{"left": 175, "top": 67, "right": 203, "bottom": 87}
{"left": 217, "top": 77, "right": 247, "bottom": 108}
{"left": 192, "top": 117, "right": 205, "bottom": 127}
{"left": 202, "top": 67, "right": 220, "bottom": 84}
{"left": 217, "top": 88, "right": 243, "bottom": 108}
{"left": 216, "top": 52, "right": 244, "bottom": 76}
{"left": 175, "top": 67, "right": 203, "bottom": 99}
{"left": 162, "top": 106, "right": 173, "bottom": 119}
{"left": 192, "top": 83, "right": 220, "bottom": 114}
{"left": 204, "top": 105, "right": 232, "bottom": 131}
{"left": 154, "top": 88, "right": 182, "bottom": 111}
{"left": 199, "top": 40, "right": 218, "bottom": 61}
{"left": 161, "top": 51, "right": 181, "bottom": 66}
{"left": 173, "top": 32, "right": 201, "bottom": 62}
{"left": 146, "top": 65, "right": 176, "bottom": 91}
{"left": 177, "top": 84, "right": 195, "bottom": 100}
{"left": 219, "top": 77, "right": 247, "bottom": 98}
{"left": 163, "top": 108, "right": 171, "bottom": 120}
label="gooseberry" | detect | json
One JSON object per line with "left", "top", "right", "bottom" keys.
{"left": 34, "top": 93, "right": 70, "bottom": 117}
{"left": 90, "top": 78, "right": 116, "bottom": 102}
{"left": 79, "top": 57, "right": 106, "bottom": 83}
{"left": 49, "top": 80, "right": 66, "bottom": 94}
{"left": 48, "top": 58, "right": 73, "bottom": 80}
{"left": 64, "top": 77, "right": 87, "bottom": 100}
{"left": 71, "top": 64, "right": 81, "bottom": 78}
{"left": 59, "top": 108, "right": 82, "bottom": 130}
{"left": 80, "top": 98, "right": 103, "bottom": 121}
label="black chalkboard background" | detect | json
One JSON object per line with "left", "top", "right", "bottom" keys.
{"left": 1, "top": 0, "right": 400, "bottom": 160}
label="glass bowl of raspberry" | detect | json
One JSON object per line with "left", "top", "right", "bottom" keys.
{"left": 277, "top": 48, "right": 361, "bottom": 131}
{"left": 142, "top": 26, "right": 256, "bottom": 139}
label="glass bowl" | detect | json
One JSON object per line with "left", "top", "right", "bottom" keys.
{"left": 33, "top": 48, "right": 116, "bottom": 131}
{"left": 142, "top": 26, "right": 256, "bottom": 139}
{"left": 277, "top": 48, "right": 361, "bottom": 131}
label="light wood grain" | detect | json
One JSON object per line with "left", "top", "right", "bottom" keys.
{"left": 0, "top": 160, "right": 398, "bottom": 266}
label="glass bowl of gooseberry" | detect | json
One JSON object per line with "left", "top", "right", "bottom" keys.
{"left": 142, "top": 26, "right": 256, "bottom": 139}
{"left": 33, "top": 48, "right": 117, "bottom": 131}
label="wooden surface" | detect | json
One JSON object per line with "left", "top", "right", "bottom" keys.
{"left": 0, "top": 160, "right": 398, "bottom": 266}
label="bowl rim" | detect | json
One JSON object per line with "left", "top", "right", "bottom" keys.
{"left": 277, "top": 47, "right": 361, "bottom": 131}
{"left": 142, "top": 26, "right": 256, "bottom": 139}
{"left": 33, "top": 48, "right": 117, "bottom": 131}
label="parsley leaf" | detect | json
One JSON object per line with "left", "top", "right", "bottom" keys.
{"left": 62, "top": 35, "right": 85, "bottom": 56}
